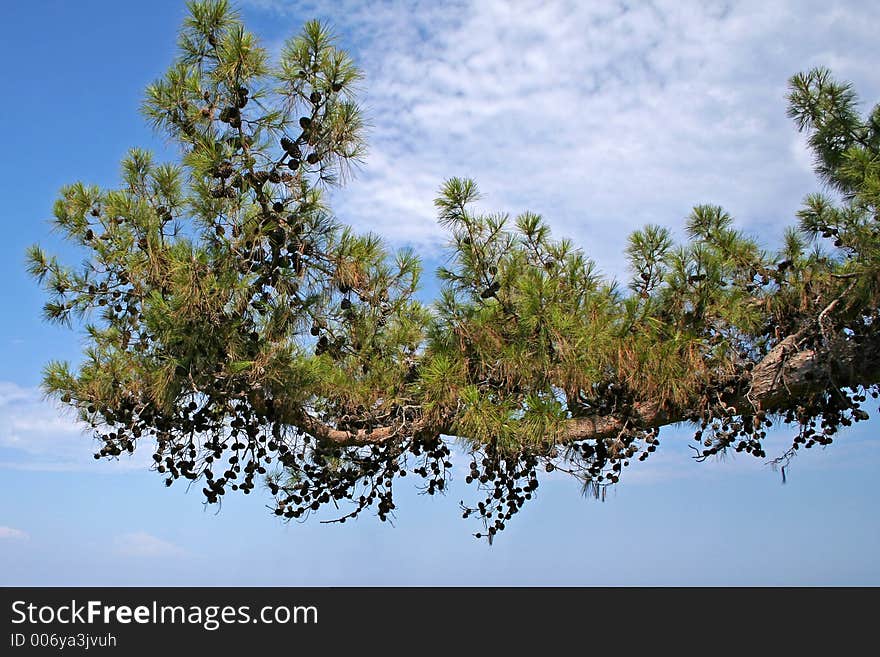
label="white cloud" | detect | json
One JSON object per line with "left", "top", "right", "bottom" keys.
{"left": 113, "top": 531, "right": 186, "bottom": 558}
{"left": 0, "top": 381, "right": 153, "bottom": 472}
{"left": 0, "top": 526, "right": 29, "bottom": 541}
{"left": 244, "top": 0, "right": 880, "bottom": 280}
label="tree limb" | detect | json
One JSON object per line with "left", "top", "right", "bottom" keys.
{"left": 305, "top": 331, "right": 880, "bottom": 447}
{"left": 560, "top": 331, "right": 878, "bottom": 443}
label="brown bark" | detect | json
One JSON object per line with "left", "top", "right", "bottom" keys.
{"left": 563, "top": 332, "right": 880, "bottom": 443}
{"left": 562, "top": 334, "right": 823, "bottom": 443}
{"left": 297, "top": 413, "right": 405, "bottom": 446}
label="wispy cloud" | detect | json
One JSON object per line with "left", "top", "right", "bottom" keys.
{"left": 244, "top": 0, "right": 880, "bottom": 279}
{"left": 113, "top": 531, "right": 186, "bottom": 558}
{"left": 0, "top": 381, "right": 153, "bottom": 472}
{"left": 0, "top": 526, "right": 29, "bottom": 541}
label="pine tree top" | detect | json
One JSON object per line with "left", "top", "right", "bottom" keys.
{"left": 27, "top": 1, "right": 880, "bottom": 541}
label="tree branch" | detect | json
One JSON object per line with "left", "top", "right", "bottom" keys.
{"left": 302, "top": 329, "right": 879, "bottom": 448}
{"left": 563, "top": 330, "right": 879, "bottom": 443}
{"left": 296, "top": 412, "right": 402, "bottom": 446}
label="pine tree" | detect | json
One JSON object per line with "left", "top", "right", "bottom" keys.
{"left": 27, "top": 1, "right": 880, "bottom": 540}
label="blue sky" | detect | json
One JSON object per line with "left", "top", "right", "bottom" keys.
{"left": 1, "top": 0, "right": 878, "bottom": 585}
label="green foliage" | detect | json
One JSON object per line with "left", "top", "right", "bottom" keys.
{"left": 27, "top": 2, "right": 880, "bottom": 541}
